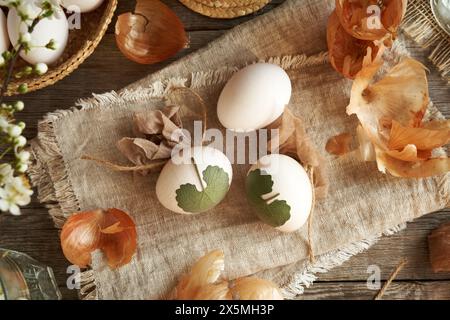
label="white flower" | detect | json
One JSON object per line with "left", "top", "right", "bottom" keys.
{"left": 0, "top": 117, "right": 9, "bottom": 130}
{"left": 17, "top": 150, "right": 31, "bottom": 163}
{"left": 14, "top": 101, "right": 25, "bottom": 111}
{"left": 35, "top": 62, "right": 48, "bottom": 75}
{"left": 0, "top": 176, "right": 33, "bottom": 215}
{"left": 16, "top": 163, "right": 28, "bottom": 173}
{"left": 14, "top": 136, "right": 27, "bottom": 147}
{"left": 7, "top": 124, "right": 22, "bottom": 137}
{"left": 0, "top": 56, "right": 4, "bottom": 67}
{"left": 18, "top": 3, "right": 36, "bottom": 21}
{"left": 20, "top": 32, "right": 32, "bottom": 44}
{"left": 0, "top": 164, "right": 14, "bottom": 186}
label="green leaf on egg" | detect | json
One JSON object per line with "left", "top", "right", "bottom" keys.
{"left": 245, "top": 169, "right": 291, "bottom": 227}
{"left": 176, "top": 165, "right": 230, "bottom": 213}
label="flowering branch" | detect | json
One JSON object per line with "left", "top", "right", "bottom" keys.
{"left": 0, "top": 0, "right": 59, "bottom": 216}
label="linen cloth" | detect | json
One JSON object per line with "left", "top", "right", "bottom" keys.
{"left": 29, "top": 0, "right": 449, "bottom": 299}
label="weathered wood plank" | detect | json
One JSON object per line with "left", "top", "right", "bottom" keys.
{"left": 1, "top": 209, "right": 449, "bottom": 300}
{"left": 319, "top": 210, "right": 450, "bottom": 282}
{"left": 298, "top": 281, "right": 450, "bottom": 300}
{"left": 0, "top": 0, "right": 449, "bottom": 300}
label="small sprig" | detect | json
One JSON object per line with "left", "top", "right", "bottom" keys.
{"left": 0, "top": 0, "right": 60, "bottom": 216}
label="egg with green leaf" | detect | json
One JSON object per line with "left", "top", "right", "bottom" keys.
{"left": 246, "top": 154, "right": 313, "bottom": 233}
{"left": 156, "top": 146, "right": 233, "bottom": 214}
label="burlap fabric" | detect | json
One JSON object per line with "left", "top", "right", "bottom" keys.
{"left": 29, "top": 0, "right": 449, "bottom": 299}
{"left": 403, "top": 0, "right": 450, "bottom": 84}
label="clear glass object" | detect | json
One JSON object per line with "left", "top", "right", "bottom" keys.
{"left": 431, "top": 0, "right": 450, "bottom": 35}
{"left": 0, "top": 249, "right": 62, "bottom": 300}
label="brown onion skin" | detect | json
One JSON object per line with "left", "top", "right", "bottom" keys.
{"left": 335, "top": 0, "right": 407, "bottom": 42}
{"left": 60, "top": 208, "right": 137, "bottom": 269}
{"left": 115, "top": 0, "right": 188, "bottom": 65}
{"left": 327, "top": 10, "right": 380, "bottom": 79}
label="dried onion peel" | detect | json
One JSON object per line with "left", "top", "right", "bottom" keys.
{"left": 428, "top": 223, "right": 450, "bottom": 273}
{"left": 388, "top": 120, "right": 450, "bottom": 151}
{"left": 60, "top": 208, "right": 137, "bottom": 269}
{"left": 115, "top": 0, "right": 188, "bottom": 64}
{"left": 230, "top": 277, "right": 284, "bottom": 300}
{"left": 327, "top": 10, "right": 383, "bottom": 79}
{"left": 335, "top": 0, "right": 407, "bottom": 43}
{"left": 326, "top": 132, "right": 353, "bottom": 156}
{"left": 172, "top": 250, "right": 284, "bottom": 300}
{"left": 348, "top": 57, "right": 450, "bottom": 177}
{"left": 174, "top": 250, "right": 226, "bottom": 300}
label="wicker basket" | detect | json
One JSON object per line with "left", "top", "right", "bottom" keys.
{"left": 3, "top": 0, "right": 118, "bottom": 96}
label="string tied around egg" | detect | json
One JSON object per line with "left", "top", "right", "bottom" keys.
{"left": 306, "top": 166, "right": 316, "bottom": 264}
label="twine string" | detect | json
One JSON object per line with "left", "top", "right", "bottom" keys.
{"left": 374, "top": 258, "right": 408, "bottom": 300}
{"left": 307, "top": 166, "right": 316, "bottom": 264}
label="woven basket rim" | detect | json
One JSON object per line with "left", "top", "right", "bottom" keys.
{"left": 4, "top": 0, "right": 118, "bottom": 96}
{"left": 178, "top": 0, "right": 271, "bottom": 19}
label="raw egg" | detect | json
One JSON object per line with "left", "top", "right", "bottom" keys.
{"left": 7, "top": 3, "right": 69, "bottom": 65}
{"left": 246, "top": 154, "right": 313, "bottom": 233}
{"left": 0, "top": 10, "right": 9, "bottom": 55}
{"left": 156, "top": 146, "right": 233, "bottom": 215}
{"left": 217, "top": 63, "right": 292, "bottom": 132}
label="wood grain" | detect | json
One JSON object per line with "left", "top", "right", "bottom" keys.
{"left": 0, "top": 0, "right": 449, "bottom": 300}
{"left": 298, "top": 281, "right": 450, "bottom": 300}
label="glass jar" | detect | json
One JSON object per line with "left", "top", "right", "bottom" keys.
{"left": 0, "top": 249, "right": 62, "bottom": 300}
{"left": 431, "top": 0, "right": 450, "bottom": 35}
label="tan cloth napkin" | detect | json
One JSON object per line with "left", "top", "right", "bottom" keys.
{"left": 29, "top": 0, "right": 449, "bottom": 299}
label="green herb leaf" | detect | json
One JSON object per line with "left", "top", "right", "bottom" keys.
{"left": 245, "top": 169, "right": 291, "bottom": 227}
{"left": 176, "top": 165, "right": 230, "bottom": 213}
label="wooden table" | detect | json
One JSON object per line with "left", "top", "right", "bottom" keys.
{"left": 0, "top": 0, "right": 449, "bottom": 300}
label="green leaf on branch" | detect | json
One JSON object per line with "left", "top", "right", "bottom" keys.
{"left": 176, "top": 165, "right": 230, "bottom": 213}
{"left": 245, "top": 169, "right": 291, "bottom": 227}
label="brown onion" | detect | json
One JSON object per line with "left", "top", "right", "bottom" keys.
{"left": 230, "top": 277, "right": 284, "bottom": 300}
{"left": 172, "top": 250, "right": 284, "bottom": 300}
{"left": 60, "top": 208, "right": 137, "bottom": 269}
{"left": 327, "top": 10, "right": 383, "bottom": 79}
{"left": 335, "top": 0, "right": 407, "bottom": 43}
{"left": 115, "top": 0, "right": 188, "bottom": 64}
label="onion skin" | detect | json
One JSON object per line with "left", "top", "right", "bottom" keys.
{"left": 335, "top": 0, "right": 407, "bottom": 43}
{"left": 172, "top": 250, "right": 284, "bottom": 300}
{"left": 326, "top": 133, "right": 353, "bottom": 156}
{"left": 231, "top": 277, "right": 284, "bottom": 300}
{"left": 174, "top": 250, "right": 225, "bottom": 300}
{"left": 327, "top": 10, "right": 382, "bottom": 79}
{"left": 115, "top": 0, "right": 188, "bottom": 64}
{"left": 193, "top": 282, "right": 232, "bottom": 300}
{"left": 428, "top": 223, "right": 450, "bottom": 273}
{"left": 60, "top": 208, "right": 137, "bottom": 269}
{"left": 348, "top": 57, "right": 450, "bottom": 177}
{"left": 388, "top": 120, "right": 450, "bottom": 151}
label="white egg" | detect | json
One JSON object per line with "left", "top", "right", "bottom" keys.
{"left": 61, "top": 0, "right": 105, "bottom": 13}
{"left": 217, "top": 63, "right": 292, "bottom": 132}
{"left": 8, "top": 3, "right": 69, "bottom": 65}
{"left": 0, "top": 10, "right": 9, "bottom": 55}
{"left": 246, "top": 154, "right": 313, "bottom": 233}
{"left": 156, "top": 146, "right": 233, "bottom": 215}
